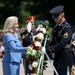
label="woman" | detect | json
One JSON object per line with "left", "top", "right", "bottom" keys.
{"left": 2, "top": 16, "right": 27, "bottom": 75}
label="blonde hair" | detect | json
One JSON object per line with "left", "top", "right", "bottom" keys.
{"left": 3, "top": 16, "right": 18, "bottom": 33}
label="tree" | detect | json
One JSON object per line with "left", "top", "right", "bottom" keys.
{"left": 0, "top": 0, "right": 75, "bottom": 28}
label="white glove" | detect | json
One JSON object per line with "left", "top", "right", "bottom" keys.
{"left": 26, "top": 22, "right": 32, "bottom": 33}
{"left": 42, "top": 47, "right": 46, "bottom": 54}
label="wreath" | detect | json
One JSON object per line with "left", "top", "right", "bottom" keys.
{"left": 22, "top": 20, "right": 52, "bottom": 75}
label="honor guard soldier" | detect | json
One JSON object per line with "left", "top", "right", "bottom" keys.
{"left": 47, "top": 5, "right": 74, "bottom": 75}
{"left": 20, "top": 16, "right": 36, "bottom": 75}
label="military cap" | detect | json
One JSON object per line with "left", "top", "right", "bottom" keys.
{"left": 49, "top": 5, "right": 64, "bottom": 19}
{"left": 24, "top": 16, "right": 36, "bottom": 23}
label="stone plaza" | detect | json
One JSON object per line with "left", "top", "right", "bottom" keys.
{"left": 0, "top": 59, "right": 54, "bottom": 75}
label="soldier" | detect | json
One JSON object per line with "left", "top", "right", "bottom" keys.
{"left": 20, "top": 16, "right": 36, "bottom": 75}
{"left": 47, "top": 5, "right": 74, "bottom": 75}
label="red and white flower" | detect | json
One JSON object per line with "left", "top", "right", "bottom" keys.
{"left": 27, "top": 46, "right": 36, "bottom": 55}
{"left": 32, "top": 61, "right": 38, "bottom": 68}
{"left": 34, "top": 41, "right": 41, "bottom": 47}
{"left": 36, "top": 33, "right": 44, "bottom": 40}
{"left": 40, "top": 28, "right": 46, "bottom": 34}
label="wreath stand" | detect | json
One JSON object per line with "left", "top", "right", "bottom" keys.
{"left": 37, "top": 35, "right": 59, "bottom": 75}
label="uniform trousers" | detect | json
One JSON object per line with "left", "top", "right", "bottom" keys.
{"left": 2, "top": 62, "right": 20, "bottom": 75}
{"left": 54, "top": 66, "right": 72, "bottom": 75}
{"left": 23, "top": 59, "right": 29, "bottom": 75}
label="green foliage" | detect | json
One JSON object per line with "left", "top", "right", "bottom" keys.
{"left": 0, "top": 2, "right": 5, "bottom": 7}
{"left": 0, "top": 0, "right": 75, "bottom": 28}
{"left": 40, "top": 21, "right": 52, "bottom": 37}
{"left": 37, "top": 72, "right": 43, "bottom": 75}
{"left": 0, "top": 24, "right": 4, "bottom": 29}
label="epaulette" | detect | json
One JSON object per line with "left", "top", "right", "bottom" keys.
{"left": 65, "top": 25, "right": 71, "bottom": 28}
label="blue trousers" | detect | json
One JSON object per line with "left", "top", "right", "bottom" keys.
{"left": 54, "top": 66, "right": 72, "bottom": 75}
{"left": 2, "top": 62, "right": 20, "bottom": 75}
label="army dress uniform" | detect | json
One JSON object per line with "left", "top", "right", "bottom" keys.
{"left": 47, "top": 5, "right": 74, "bottom": 75}
{"left": 21, "top": 30, "right": 33, "bottom": 47}
{"left": 20, "top": 16, "right": 36, "bottom": 75}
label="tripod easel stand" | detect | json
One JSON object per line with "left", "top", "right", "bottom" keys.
{"left": 37, "top": 35, "right": 59, "bottom": 75}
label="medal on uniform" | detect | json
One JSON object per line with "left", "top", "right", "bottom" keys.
{"left": 63, "top": 32, "right": 68, "bottom": 38}
{"left": 22, "top": 35, "right": 25, "bottom": 39}
{"left": 58, "top": 31, "right": 62, "bottom": 36}
{"left": 30, "top": 36, "right": 31, "bottom": 38}
{"left": 25, "top": 33, "right": 29, "bottom": 37}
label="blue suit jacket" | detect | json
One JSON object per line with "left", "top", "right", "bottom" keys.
{"left": 2, "top": 33, "right": 26, "bottom": 63}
